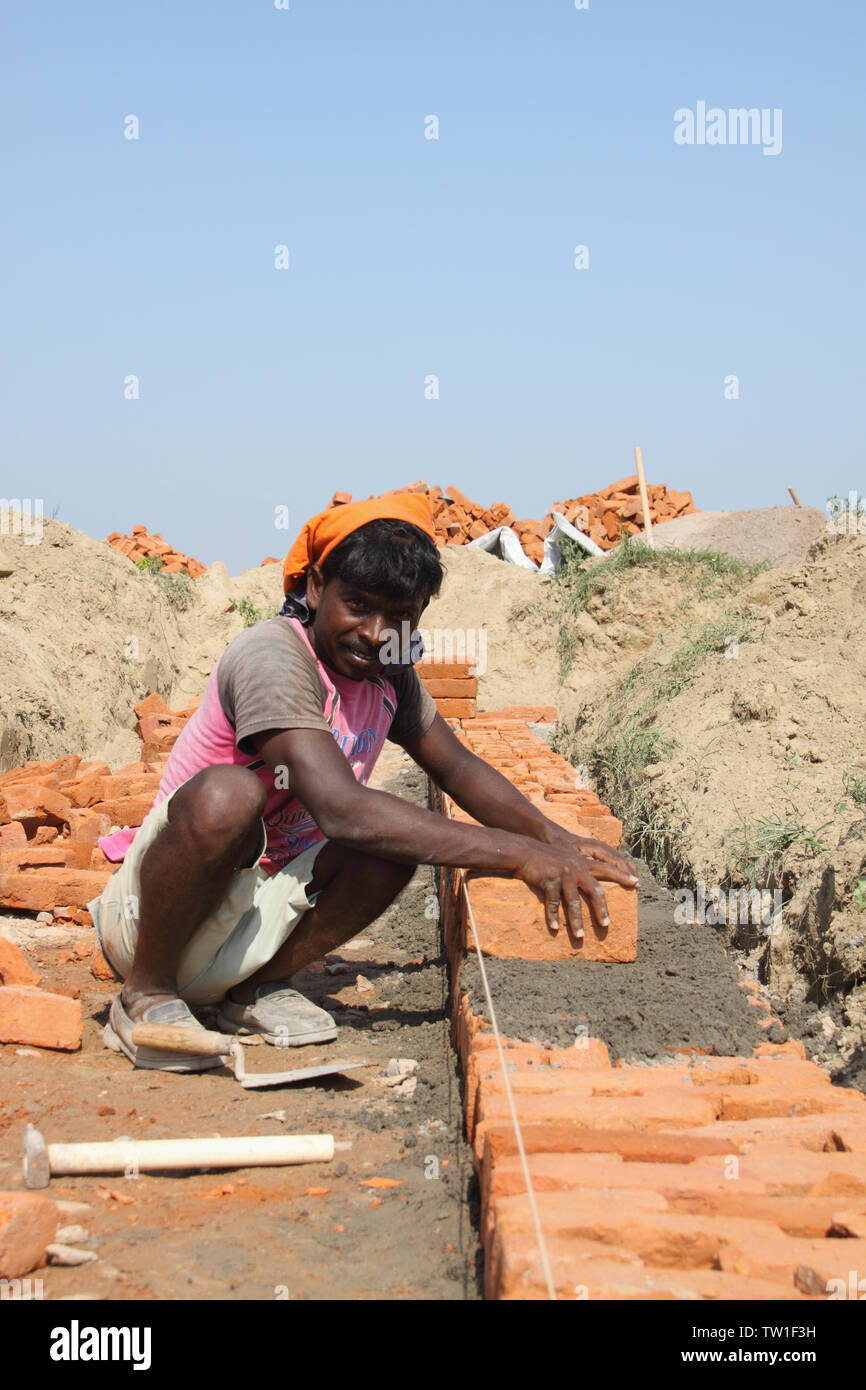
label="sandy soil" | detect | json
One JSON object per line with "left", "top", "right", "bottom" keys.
{"left": 651, "top": 506, "right": 828, "bottom": 567}
{"left": 553, "top": 533, "right": 866, "bottom": 1085}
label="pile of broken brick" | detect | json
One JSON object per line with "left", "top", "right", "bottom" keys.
{"left": 0, "top": 694, "right": 198, "bottom": 1051}
{"left": 316, "top": 476, "right": 698, "bottom": 566}
{"left": 106, "top": 526, "right": 207, "bottom": 577}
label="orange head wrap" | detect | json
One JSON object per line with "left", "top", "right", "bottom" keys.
{"left": 282, "top": 493, "right": 437, "bottom": 594}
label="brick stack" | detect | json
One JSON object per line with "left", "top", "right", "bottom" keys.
{"left": 0, "top": 693, "right": 199, "bottom": 1050}
{"left": 317, "top": 478, "right": 697, "bottom": 567}
{"left": 417, "top": 662, "right": 478, "bottom": 720}
{"left": 436, "top": 711, "right": 866, "bottom": 1300}
{"left": 106, "top": 526, "right": 207, "bottom": 577}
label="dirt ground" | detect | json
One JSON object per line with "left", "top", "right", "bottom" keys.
{"left": 0, "top": 750, "right": 480, "bottom": 1301}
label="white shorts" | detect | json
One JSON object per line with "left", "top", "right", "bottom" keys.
{"left": 88, "top": 783, "right": 326, "bottom": 1006}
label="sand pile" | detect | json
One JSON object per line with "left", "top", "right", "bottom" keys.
{"left": 0, "top": 519, "right": 284, "bottom": 770}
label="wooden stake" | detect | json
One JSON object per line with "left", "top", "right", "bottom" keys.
{"left": 634, "top": 446, "right": 654, "bottom": 548}
{"left": 788, "top": 487, "right": 801, "bottom": 506}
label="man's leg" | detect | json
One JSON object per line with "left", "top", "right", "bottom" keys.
{"left": 227, "top": 841, "right": 416, "bottom": 1004}
{"left": 121, "top": 765, "right": 266, "bottom": 1022}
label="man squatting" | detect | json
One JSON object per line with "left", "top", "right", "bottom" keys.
{"left": 90, "top": 494, "right": 638, "bottom": 1070}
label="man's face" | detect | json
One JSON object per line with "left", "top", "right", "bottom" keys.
{"left": 305, "top": 569, "right": 426, "bottom": 681}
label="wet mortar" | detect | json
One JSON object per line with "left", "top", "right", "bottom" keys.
{"left": 460, "top": 864, "right": 781, "bottom": 1058}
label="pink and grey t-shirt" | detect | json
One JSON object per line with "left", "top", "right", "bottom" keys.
{"left": 99, "top": 616, "right": 437, "bottom": 875}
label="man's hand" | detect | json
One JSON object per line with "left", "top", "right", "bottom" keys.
{"left": 509, "top": 837, "right": 638, "bottom": 940}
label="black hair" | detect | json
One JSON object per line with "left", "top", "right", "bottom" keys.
{"left": 319, "top": 517, "right": 443, "bottom": 607}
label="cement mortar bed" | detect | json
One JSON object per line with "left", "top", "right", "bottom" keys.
{"left": 460, "top": 865, "right": 781, "bottom": 1058}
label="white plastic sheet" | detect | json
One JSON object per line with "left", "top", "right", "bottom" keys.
{"left": 540, "top": 511, "right": 605, "bottom": 574}
{"left": 466, "top": 525, "right": 539, "bottom": 570}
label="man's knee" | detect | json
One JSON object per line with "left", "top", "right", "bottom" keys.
{"left": 168, "top": 766, "right": 267, "bottom": 859}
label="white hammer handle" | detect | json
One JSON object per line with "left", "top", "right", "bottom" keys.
{"left": 46, "top": 1134, "right": 334, "bottom": 1176}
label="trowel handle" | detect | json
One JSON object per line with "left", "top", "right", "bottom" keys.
{"left": 131, "top": 1024, "right": 232, "bottom": 1057}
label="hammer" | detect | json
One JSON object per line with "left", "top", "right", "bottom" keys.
{"left": 22, "top": 1124, "right": 334, "bottom": 1189}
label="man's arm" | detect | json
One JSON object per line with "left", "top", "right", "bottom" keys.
{"left": 403, "top": 712, "right": 632, "bottom": 874}
{"left": 253, "top": 722, "right": 637, "bottom": 936}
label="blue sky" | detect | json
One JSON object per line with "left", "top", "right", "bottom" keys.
{"left": 2, "top": 1, "right": 863, "bottom": 573}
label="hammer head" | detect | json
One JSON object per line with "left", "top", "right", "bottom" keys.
{"left": 22, "top": 1124, "right": 50, "bottom": 1189}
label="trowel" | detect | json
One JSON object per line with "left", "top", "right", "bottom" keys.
{"left": 131, "top": 1023, "right": 367, "bottom": 1090}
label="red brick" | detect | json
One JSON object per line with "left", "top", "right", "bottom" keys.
{"left": 669, "top": 1189, "right": 866, "bottom": 1238}
{"left": 2, "top": 842, "right": 93, "bottom": 871}
{"left": 0, "top": 822, "right": 27, "bottom": 850}
{"left": 474, "top": 1085, "right": 715, "bottom": 1159}
{"left": 67, "top": 809, "right": 111, "bottom": 841}
{"left": 140, "top": 731, "right": 181, "bottom": 763}
{"left": 480, "top": 1122, "right": 734, "bottom": 1167}
{"left": 435, "top": 699, "right": 476, "bottom": 719}
{"left": 133, "top": 692, "right": 170, "bottom": 719}
{"left": 465, "top": 1039, "right": 611, "bottom": 1135}
{"left": 91, "top": 945, "right": 117, "bottom": 981}
{"left": 32, "top": 826, "right": 59, "bottom": 844}
{"left": 2, "top": 768, "right": 47, "bottom": 786}
{"left": 61, "top": 773, "right": 104, "bottom": 808}
{"left": 0, "top": 868, "right": 113, "bottom": 911}
{"left": 53, "top": 905, "right": 93, "bottom": 926}
{"left": 716, "top": 1085, "right": 865, "bottom": 1122}
{"left": 464, "top": 876, "right": 637, "bottom": 962}
{"left": 0, "top": 937, "right": 40, "bottom": 987}
{"left": 491, "top": 1230, "right": 807, "bottom": 1301}
{"left": 0, "top": 1192, "right": 58, "bottom": 1279}
{"left": 696, "top": 1113, "right": 866, "bottom": 1154}
{"left": 489, "top": 1193, "right": 761, "bottom": 1277}
{"left": 597, "top": 473, "right": 639, "bottom": 498}
{"left": 4, "top": 784, "right": 72, "bottom": 828}
{"left": 420, "top": 677, "right": 479, "bottom": 699}
{"left": 93, "top": 773, "right": 159, "bottom": 802}
{"left": 0, "top": 985, "right": 82, "bottom": 1049}
{"left": 718, "top": 1228, "right": 866, "bottom": 1291}
{"left": 69, "top": 760, "right": 112, "bottom": 781}
{"left": 691, "top": 1146, "right": 866, "bottom": 1196}
{"left": 87, "top": 795, "right": 154, "bottom": 827}
{"left": 499, "top": 705, "right": 558, "bottom": 722}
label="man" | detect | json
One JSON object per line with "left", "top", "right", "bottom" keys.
{"left": 91, "top": 493, "right": 638, "bottom": 1070}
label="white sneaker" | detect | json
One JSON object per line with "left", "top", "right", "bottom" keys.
{"left": 217, "top": 982, "right": 338, "bottom": 1046}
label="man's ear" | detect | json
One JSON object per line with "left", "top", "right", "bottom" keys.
{"left": 305, "top": 565, "right": 324, "bottom": 613}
